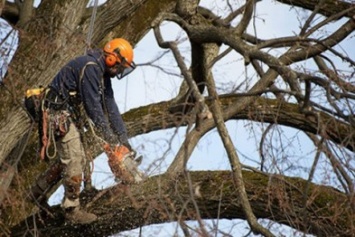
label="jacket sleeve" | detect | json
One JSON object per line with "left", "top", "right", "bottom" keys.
{"left": 103, "top": 78, "right": 130, "bottom": 147}
{"left": 81, "top": 64, "right": 118, "bottom": 144}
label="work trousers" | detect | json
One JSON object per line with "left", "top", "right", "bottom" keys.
{"left": 56, "top": 122, "right": 86, "bottom": 209}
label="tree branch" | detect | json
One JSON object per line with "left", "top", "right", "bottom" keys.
{"left": 276, "top": 0, "right": 355, "bottom": 19}
{"left": 11, "top": 171, "right": 355, "bottom": 237}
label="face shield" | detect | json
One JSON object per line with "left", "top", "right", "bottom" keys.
{"left": 114, "top": 49, "right": 136, "bottom": 80}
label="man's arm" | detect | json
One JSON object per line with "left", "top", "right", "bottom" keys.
{"left": 103, "top": 78, "right": 131, "bottom": 148}
{"left": 81, "top": 65, "right": 118, "bottom": 144}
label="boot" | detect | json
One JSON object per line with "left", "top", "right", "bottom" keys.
{"left": 62, "top": 175, "right": 97, "bottom": 224}
{"left": 65, "top": 206, "right": 97, "bottom": 224}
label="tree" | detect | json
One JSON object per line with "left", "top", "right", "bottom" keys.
{"left": 0, "top": 0, "right": 354, "bottom": 236}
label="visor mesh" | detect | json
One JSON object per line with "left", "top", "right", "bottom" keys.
{"left": 116, "top": 62, "right": 136, "bottom": 79}
{"left": 113, "top": 49, "right": 136, "bottom": 79}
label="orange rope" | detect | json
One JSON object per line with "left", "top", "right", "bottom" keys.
{"left": 40, "top": 110, "right": 48, "bottom": 160}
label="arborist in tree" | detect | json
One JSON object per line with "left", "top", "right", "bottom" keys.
{"left": 26, "top": 38, "right": 144, "bottom": 224}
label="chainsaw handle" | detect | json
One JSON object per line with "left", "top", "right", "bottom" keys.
{"left": 103, "top": 143, "right": 144, "bottom": 184}
{"left": 103, "top": 143, "right": 131, "bottom": 162}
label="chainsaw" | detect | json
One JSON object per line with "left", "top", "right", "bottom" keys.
{"left": 103, "top": 144, "right": 144, "bottom": 184}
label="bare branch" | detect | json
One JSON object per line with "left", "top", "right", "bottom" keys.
{"left": 276, "top": 0, "right": 355, "bottom": 19}
{"left": 205, "top": 65, "right": 274, "bottom": 236}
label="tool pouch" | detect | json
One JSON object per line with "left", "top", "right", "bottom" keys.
{"left": 24, "top": 88, "right": 45, "bottom": 122}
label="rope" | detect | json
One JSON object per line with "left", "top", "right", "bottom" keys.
{"left": 85, "top": 0, "right": 99, "bottom": 54}
{"left": 87, "top": 118, "right": 107, "bottom": 145}
{"left": 40, "top": 110, "right": 49, "bottom": 160}
{"left": 39, "top": 110, "right": 57, "bottom": 160}
{"left": 46, "top": 113, "right": 57, "bottom": 160}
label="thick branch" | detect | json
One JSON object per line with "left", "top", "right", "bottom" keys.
{"left": 124, "top": 96, "right": 355, "bottom": 152}
{"left": 11, "top": 171, "right": 355, "bottom": 237}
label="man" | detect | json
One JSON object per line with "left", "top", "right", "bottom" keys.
{"left": 30, "top": 38, "right": 141, "bottom": 224}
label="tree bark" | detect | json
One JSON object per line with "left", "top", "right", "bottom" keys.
{"left": 123, "top": 96, "right": 355, "bottom": 152}
{"left": 10, "top": 170, "right": 355, "bottom": 237}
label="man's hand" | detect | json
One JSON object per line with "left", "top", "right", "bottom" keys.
{"left": 103, "top": 144, "right": 144, "bottom": 184}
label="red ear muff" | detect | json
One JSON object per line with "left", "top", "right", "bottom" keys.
{"left": 105, "top": 53, "right": 117, "bottom": 67}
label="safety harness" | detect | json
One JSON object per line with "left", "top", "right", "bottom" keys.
{"left": 39, "top": 88, "right": 71, "bottom": 160}
{"left": 25, "top": 61, "right": 99, "bottom": 161}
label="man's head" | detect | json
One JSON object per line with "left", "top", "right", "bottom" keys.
{"left": 103, "top": 38, "right": 136, "bottom": 79}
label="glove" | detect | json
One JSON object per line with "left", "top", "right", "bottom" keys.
{"left": 104, "top": 144, "right": 144, "bottom": 184}
{"left": 118, "top": 133, "right": 131, "bottom": 150}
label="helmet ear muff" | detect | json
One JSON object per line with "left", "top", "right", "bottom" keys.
{"left": 105, "top": 53, "right": 117, "bottom": 67}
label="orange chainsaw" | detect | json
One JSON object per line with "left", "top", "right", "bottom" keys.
{"left": 103, "top": 144, "right": 144, "bottom": 184}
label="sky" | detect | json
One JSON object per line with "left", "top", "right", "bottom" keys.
{"left": 1, "top": 0, "right": 354, "bottom": 236}
{"left": 0, "top": 19, "right": 18, "bottom": 79}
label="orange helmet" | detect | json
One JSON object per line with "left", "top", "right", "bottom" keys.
{"left": 103, "top": 38, "right": 136, "bottom": 78}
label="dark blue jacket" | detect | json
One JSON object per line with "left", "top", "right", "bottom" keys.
{"left": 49, "top": 49, "right": 128, "bottom": 145}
